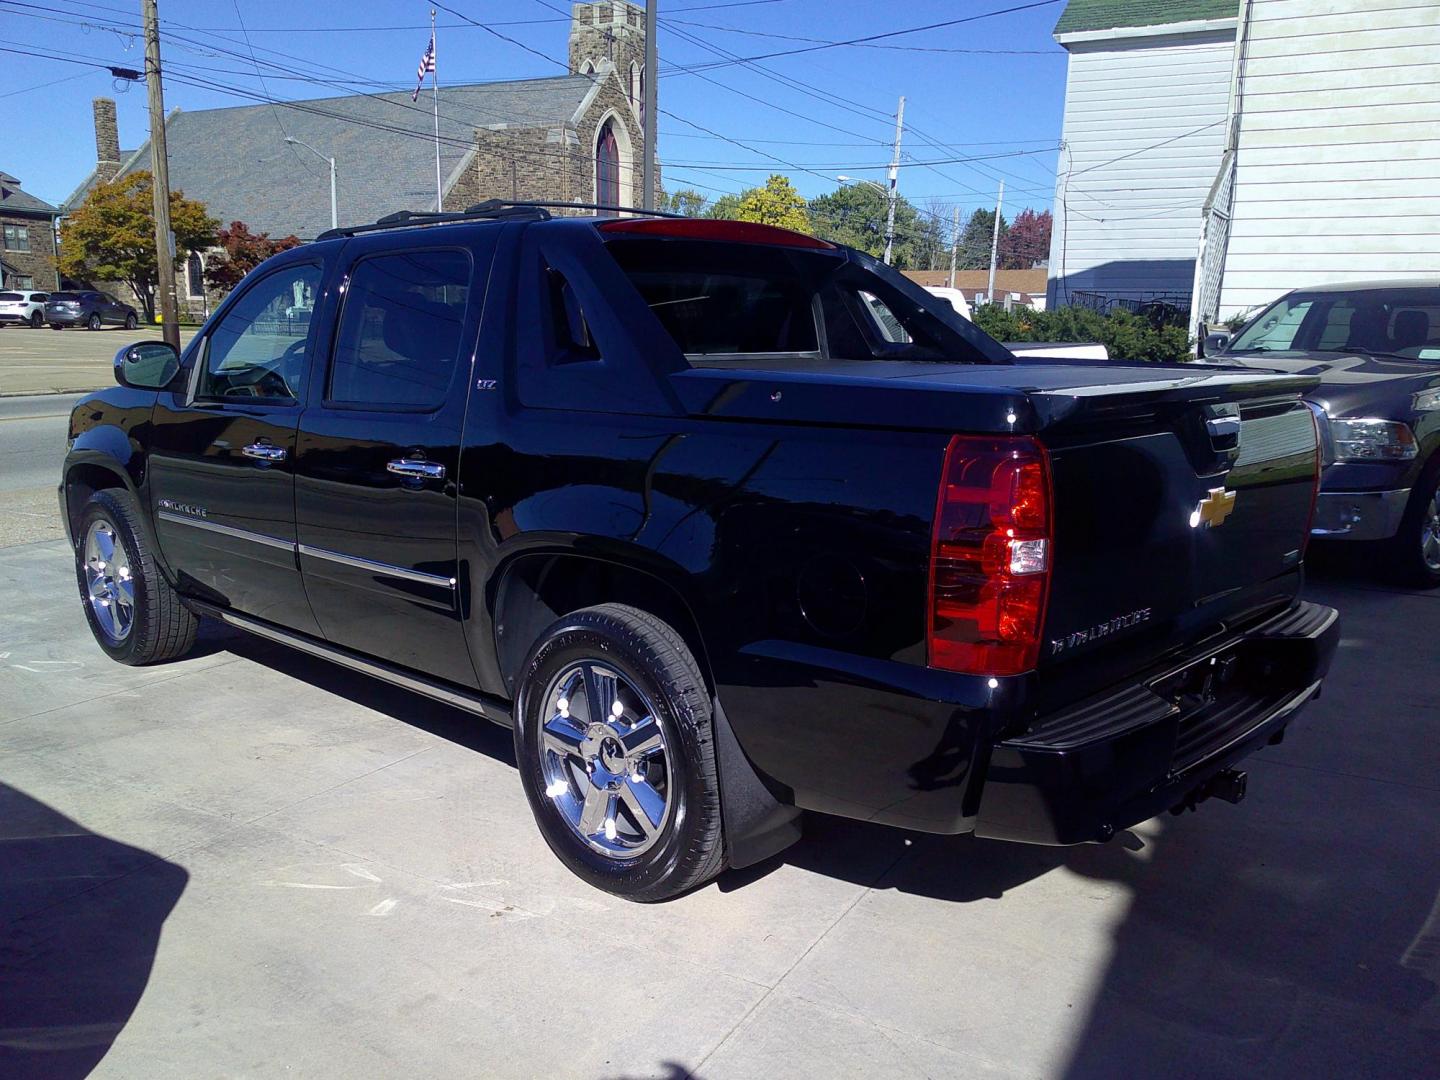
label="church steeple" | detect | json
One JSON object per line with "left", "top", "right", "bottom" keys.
{"left": 568, "top": 2, "right": 649, "bottom": 117}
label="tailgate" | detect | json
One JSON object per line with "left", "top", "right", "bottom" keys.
{"left": 1036, "top": 389, "right": 1318, "bottom": 691}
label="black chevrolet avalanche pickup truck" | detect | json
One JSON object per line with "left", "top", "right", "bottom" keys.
{"left": 61, "top": 205, "right": 1339, "bottom": 901}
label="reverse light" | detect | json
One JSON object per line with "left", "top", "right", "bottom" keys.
{"left": 928, "top": 435, "right": 1053, "bottom": 677}
{"left": 1328, "top": 417, "right": 1418, "bottom": 461}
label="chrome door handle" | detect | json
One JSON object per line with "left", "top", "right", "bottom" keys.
{"left": 387, "top": 458, "right": 445, "bottom": 481}
{"left": 242, "top": 443, "right": 287, "bottom": 462}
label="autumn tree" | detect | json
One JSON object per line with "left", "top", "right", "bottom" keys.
{"left": 58, "top": 171, "right": 217, "bottom": 321}
{"left": 999, "top": 208, "right": 1052, "bottom": 270}
{"left": 733, "top": 174, "right": 809, "bottom": 233}
{"left": 204, "top": 221, "right": 302, "bottom": 292}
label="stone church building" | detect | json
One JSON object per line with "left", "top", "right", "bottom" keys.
{"left": 60, "top": 1, "right": 653, "bottom": 313}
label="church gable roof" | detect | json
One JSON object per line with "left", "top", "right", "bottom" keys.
{"left": 120, "top": 75, "right": 594, "bottom": 239}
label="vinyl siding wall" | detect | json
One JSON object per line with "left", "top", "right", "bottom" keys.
{"left": 1216, "top": 0, "right": 1440, "bottom": 317}
{"left": 1047, "top": 28, "right": 1236, "bottom": 307}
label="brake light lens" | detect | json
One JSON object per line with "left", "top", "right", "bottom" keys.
{"left": 928, "top": 435, "right": 1053, "bottom": 676}
{"left": 597, "top": 217, "right": 837, "bottom": 249}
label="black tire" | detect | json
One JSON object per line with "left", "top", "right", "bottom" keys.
{"left": 50, "top": 323, "right": 62, "bottom": 331}
{"left": 124, "top": 312, "right": 137, "bottom": 330}
{"left": 1384, "top": 466, "right": 1440, "bottom": 589}
{"left": 29, "top": 310, "right": 42, "bottom": 329}
{"left": 73, "top": 488, "right": 198, "bottom": 665}
{"left": 514, "top": 603, "right": 725, "bottom": 902}
{"left": 87, "top": 313, "right": 102, "bottom": 330}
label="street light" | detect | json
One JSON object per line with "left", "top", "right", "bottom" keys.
{"left": 837, "top": 175, "right": 896, "bottom": 265}
{"left": 284, "top": 136, "right": 337, "bottom": 231}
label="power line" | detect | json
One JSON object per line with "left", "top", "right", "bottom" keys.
{"left": 664, "top": 0, "right": 1064, "bottom": 75}
{"left": 662, "top": 18, "right": 1063, "bottom": 55}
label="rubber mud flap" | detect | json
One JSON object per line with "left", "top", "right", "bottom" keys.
{"left": 713, "top": 697, "right": 803, "bottom": 868}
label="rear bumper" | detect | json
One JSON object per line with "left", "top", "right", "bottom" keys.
{"left": 1311, "top": 488, "right": 1409, "bottom": 541}
{"left": 46, "top": 311, "right": 85, "bottom": 325}
{"left": 973, "top": 600, "right": 1339, "bottom": 845}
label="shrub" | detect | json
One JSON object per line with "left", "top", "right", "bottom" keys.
{"left": 971, "top": 305, "right": 1192, "bottom": 363}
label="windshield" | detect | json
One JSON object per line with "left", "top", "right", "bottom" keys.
{"left": 603, "top": 238, "right": 1006, "bottom": 367}
{"left": 1229, "top": 287, "right": 1440, "bottom": 361}
{"left": 49, "top": 292, "right": 81, "bottom": 302}
{"left": 0, "top": 293, "right": 23, "bottom": 301}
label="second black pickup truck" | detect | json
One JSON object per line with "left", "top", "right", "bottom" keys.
{"left": 62, "top": 205, "right": 1337, "bottom": 901}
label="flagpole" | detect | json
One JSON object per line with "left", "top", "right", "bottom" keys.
{"left": 430, "top": 8, "right": 442, "bottom": 212}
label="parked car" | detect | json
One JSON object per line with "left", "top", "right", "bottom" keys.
{"left": 0, "top": 289, "right": 50, "bottom": 328}
{"left": 1205, "top": 280, "right": 1440, "bottom": 587}
{"left": 60, "top": 206, "right": 1337, "bottom": 901}
{"left": 46, "top": 290, "right": 138, "bottom": 330}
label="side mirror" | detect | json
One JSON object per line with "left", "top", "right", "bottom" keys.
{"left": 114, "top": 340, "right": 180, "bottom": 390}
{"left": 1203, "top": 330, "right": 1231, "bottom": 357}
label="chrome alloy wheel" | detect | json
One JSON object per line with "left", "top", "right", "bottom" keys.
{"left": 83, "top": 519, "right": 135, "bottom": 643}
{"left": 538, "top": 662, "right": 673, "bottom": 859}
{"left": 1423, "top": 489, "right": 1440, "bottom": 573}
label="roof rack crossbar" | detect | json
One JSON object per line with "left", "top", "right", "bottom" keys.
{"left": 315, "top": 200, "right": 684, "bottom": 243}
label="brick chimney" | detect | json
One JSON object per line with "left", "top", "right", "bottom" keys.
{"left": 93, "top": 98, "right": 121, "bottom": 180}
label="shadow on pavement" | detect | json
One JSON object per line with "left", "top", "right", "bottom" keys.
{"left": 0, "top": 784, "right": 187, "bottom": 1080}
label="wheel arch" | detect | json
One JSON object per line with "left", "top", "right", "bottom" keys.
{"left": 491, "top": 549, "right": 715, "bottom": 698}
{"left": 63, "top": 456, "right": 138, "bottom": 542}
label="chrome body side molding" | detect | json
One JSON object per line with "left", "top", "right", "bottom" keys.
{"left": 156, "top": 509, "right": 294, "bottom": 552}
{"left": 297, "top": 543, "right": 457, "bottom": 588}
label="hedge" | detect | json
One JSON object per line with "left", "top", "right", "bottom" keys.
{"left": 971, "top": 305, "right": 1192, "bottom": 363}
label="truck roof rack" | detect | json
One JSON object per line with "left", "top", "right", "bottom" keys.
{"left": 315, "top": 200, "right": 684, "bottom": 242}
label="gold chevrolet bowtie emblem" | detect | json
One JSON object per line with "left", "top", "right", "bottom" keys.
{"left": 1193, "top": 487, "right": 1237, "bottom": 528}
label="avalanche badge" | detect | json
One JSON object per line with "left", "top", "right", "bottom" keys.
{"left": 1191, "top": 487, "right": 1237, "bottom": 529}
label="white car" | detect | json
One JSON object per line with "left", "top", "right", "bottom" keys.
{"left": 0, "top": 289, "right": 50, "bottom": 329}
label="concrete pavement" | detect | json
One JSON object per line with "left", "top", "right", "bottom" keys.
{"left": 0, "top": 326, "right": 197, "bottom": 397}
{"left": 0, "top": 539, "right": 1436, "bottom": 1078}
{"left": 0, "top": 394, "right": 78, "bottom": 548}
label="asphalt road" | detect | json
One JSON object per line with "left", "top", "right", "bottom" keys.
{"left": 0, "top": 325, "right": 196, "bottom": 397}
{"left": 0, "top": 394, "right": 79, "bottom": 547}
{"left": 0, "top": 535, "right": 1435, "bottom": 1078}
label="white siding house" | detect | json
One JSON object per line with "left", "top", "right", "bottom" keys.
{"left": 1209, "top": 0, "right": 1440, "bottom": 320}
{"left": 1046, "top": 2, "right": 1240, "bottom": 310}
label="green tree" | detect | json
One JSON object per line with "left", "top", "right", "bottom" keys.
{"left": 204, "top": 221, "right": 302, "bottom": 293}
{"left": 807, "top": 183, "right": 946, "bottom": 269}
{"left": 661, "top": 188, "right": 710, "bottom": 217}
{"left": 706, "top": 192, "right": 743, "bottom": 220}
{"left": 734, "top": 174, "right": 809, "bottom": 232}
{"left": 956, "top": 207, "right": 1007, "bottom": 271}
{"left": 58, "top": 171, "right": 218, "bottom": 321}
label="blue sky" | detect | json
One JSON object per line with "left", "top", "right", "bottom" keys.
{"left": 1, "top": 0, "right": 1070, "bottom": 217}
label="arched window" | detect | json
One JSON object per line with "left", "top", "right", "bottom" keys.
{"left": 580, "top": 59, "right": 595, "bottom": 76}
{"left": 186, "top": 251, "right": 203, "bottom": 297}
{"left": 595, "top": 119, "right": 620, "bottom": 210}
{"left": 629, "top": 62, "right": 641, "bottom": 108}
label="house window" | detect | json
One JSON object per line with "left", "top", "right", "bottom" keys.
{"left": 187, "top": 251, "right": 204, "bottom": 297}
{"left": 596, "top": 119, "right": 620, "bottom": 209}
{"left": 2, "top": 224, "right": 30, "bottom": 252}
{"left": 12, "top": 275, "right": 34, "bottom": 289}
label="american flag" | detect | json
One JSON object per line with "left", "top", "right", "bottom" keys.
{"left": 412, "top": 35, "right": 435, "bottom": 101}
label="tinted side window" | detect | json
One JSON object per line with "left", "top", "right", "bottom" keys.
{"left": 328, "top": 250, "right": 470, "bottom": 409}
{"left": 199, "top": 263, "right": 321, "bottom": 402}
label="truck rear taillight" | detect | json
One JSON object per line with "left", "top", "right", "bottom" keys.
{"left": 928, "top": 435, "right": 1053, "bottom": 677}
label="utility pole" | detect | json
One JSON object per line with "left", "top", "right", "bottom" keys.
{"left": 882, "top": 95, "right": 905, "bottom": 265}
{"left": 143, "top": 0, "right": 179, "bottom": 348}
{"left": 642, "top": 0, "right": 657, "bottom": 210}
{"left": 986, "top": 179, "right": 1004, "bottom": 306}
{"left": 948, "top": 204, "right": 959, "bottom": 289}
